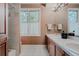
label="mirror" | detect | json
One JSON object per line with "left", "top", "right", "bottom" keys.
{"left": 0, "top": 3, "right": 6, "bottom": 34}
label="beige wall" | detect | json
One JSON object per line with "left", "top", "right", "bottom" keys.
{"left": 46, "top": 3, "right": 67, "bottom": 33}
{"left": 46, "top": 3, "right": 79, "bottom": 33}
{"left": 6, "top": 4, "right": 8, "bottom": 35}
{"left": 21, "top": 4, "right": 41, "bottom": 8}
{"left": 8, "top": 3, "right": 20, "bottom": 55}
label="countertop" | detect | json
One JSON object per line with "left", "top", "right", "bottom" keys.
{"left": 46, "top": 34, "right": 79, "bottom": 56}
{"left": 0, "top": 34, "right": 7, "bottom": 44}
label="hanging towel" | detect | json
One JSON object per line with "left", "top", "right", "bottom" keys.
{"left": 57, "top": 24, "right": 63, "bottom": 30}
{"left": 47, "top": 24, "right": 52, "bottom": 30}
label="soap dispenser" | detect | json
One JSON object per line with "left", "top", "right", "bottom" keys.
{"left": 61, "top": 31, "right": 68, "bottom": 39}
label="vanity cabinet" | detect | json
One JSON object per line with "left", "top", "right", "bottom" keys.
{"left": 48, "top": 39, "right": 56, "bottom": 56}
{"left": 0, "top": 36, "right": 8, "bottom": 56}
{"left": 56, "top": 46, "right": 64, "bottom": 56}
{"left": 0, "top": 43, "right": 6, "bottom": 56}
{"left": 45, "top": 35, "right": 56, "bottom": 56}
{"left": 45, "top": 35, "right": 66, "bottom": 56}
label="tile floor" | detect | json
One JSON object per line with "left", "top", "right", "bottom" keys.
{"left": 20, "top": 45, "right": 49, "bottom": 56}
{"left": 8, "top": 49, "right": 16, "bottom": 56}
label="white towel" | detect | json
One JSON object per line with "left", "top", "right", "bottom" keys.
{"left": 57, "top": 24, "right": 62, "bottom": 30}
{"left": 47, "top": 24, "right": 52, "bottom": 30}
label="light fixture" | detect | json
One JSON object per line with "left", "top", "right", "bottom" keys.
{"left": 53, "top": 3, "right": 68, "bottom": 12}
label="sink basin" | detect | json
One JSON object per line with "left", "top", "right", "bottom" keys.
{"left": 66, "top": 43, "right": 79, "bottom": 48}
{"left": 65, "top": 43, "right": 79, "bottom": 55}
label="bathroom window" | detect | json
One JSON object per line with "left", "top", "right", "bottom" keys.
{"left": 20, "top": 8, "right": 41, "bottom": 36}
{"left": 68, "top": 8, "right": 79, "bottom": 36}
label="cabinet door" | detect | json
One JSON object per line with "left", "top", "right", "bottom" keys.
{"left": 48, "top": 39, "right": 55, "bottom": 56}
{"left": 56, "top": 46, "right": 64, "bottom": 56}
{"left": 49, "top": 44, "right": 55, "bottom": 56}
{"left": 0, "top": 43, "right": 6, "bottom": 56}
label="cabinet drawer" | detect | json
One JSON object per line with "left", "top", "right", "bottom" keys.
{"left": 56, "top": 46, "right": 65, "bottom": 56}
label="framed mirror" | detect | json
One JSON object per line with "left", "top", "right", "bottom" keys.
{"left": 0, "top": 3, "right": 6, "bottom": 34}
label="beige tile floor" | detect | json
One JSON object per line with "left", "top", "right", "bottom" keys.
{"left": 20, "top": 45, "right": 49, "bottom": 56}
{"left": 8, "top": 49, "right": 16, "bottom": 56}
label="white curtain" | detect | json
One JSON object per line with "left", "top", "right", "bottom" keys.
{"left": 20, "top": 8, "right": 41, "bottom": 36}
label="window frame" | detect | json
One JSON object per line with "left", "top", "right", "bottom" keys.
{"left": 20, "top": 8, "right": 41, "bottom": 36}
{"left": 67, "top": 8, "right": 79, "bottom": 36}
{"left": 68, "top": 8, "right": 79, "bottom": 23}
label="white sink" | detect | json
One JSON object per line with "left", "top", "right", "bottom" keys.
{"left": 66, "top": 43, "right": 79, "bottom": 49}
{"left": 65, "top": 43, "right": 79, "bottom": 55}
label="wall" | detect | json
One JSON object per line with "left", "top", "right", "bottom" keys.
{"left": 6, "top": 3, "right": 9, "bottom": 36}
{"left": 21, "top": 4, "right": 46, "bottom": 45}
{"left": 8, "top": 3, "right": 21, "bottom": 55}
{"left": 46, "top": 3, "right": 79, "bottom": 33}
{"left": 21, "top": 4, "right": 41, "bottom": 8}
{"left": 46, "top": 3, "right": 67, "bottom": 33}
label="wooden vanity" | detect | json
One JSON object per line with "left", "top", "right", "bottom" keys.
{"left": 0, "top": 35, "right": 8, "bottom": 56}
{"left": 45, "top": 35, "right": 68, "bottom": 56}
